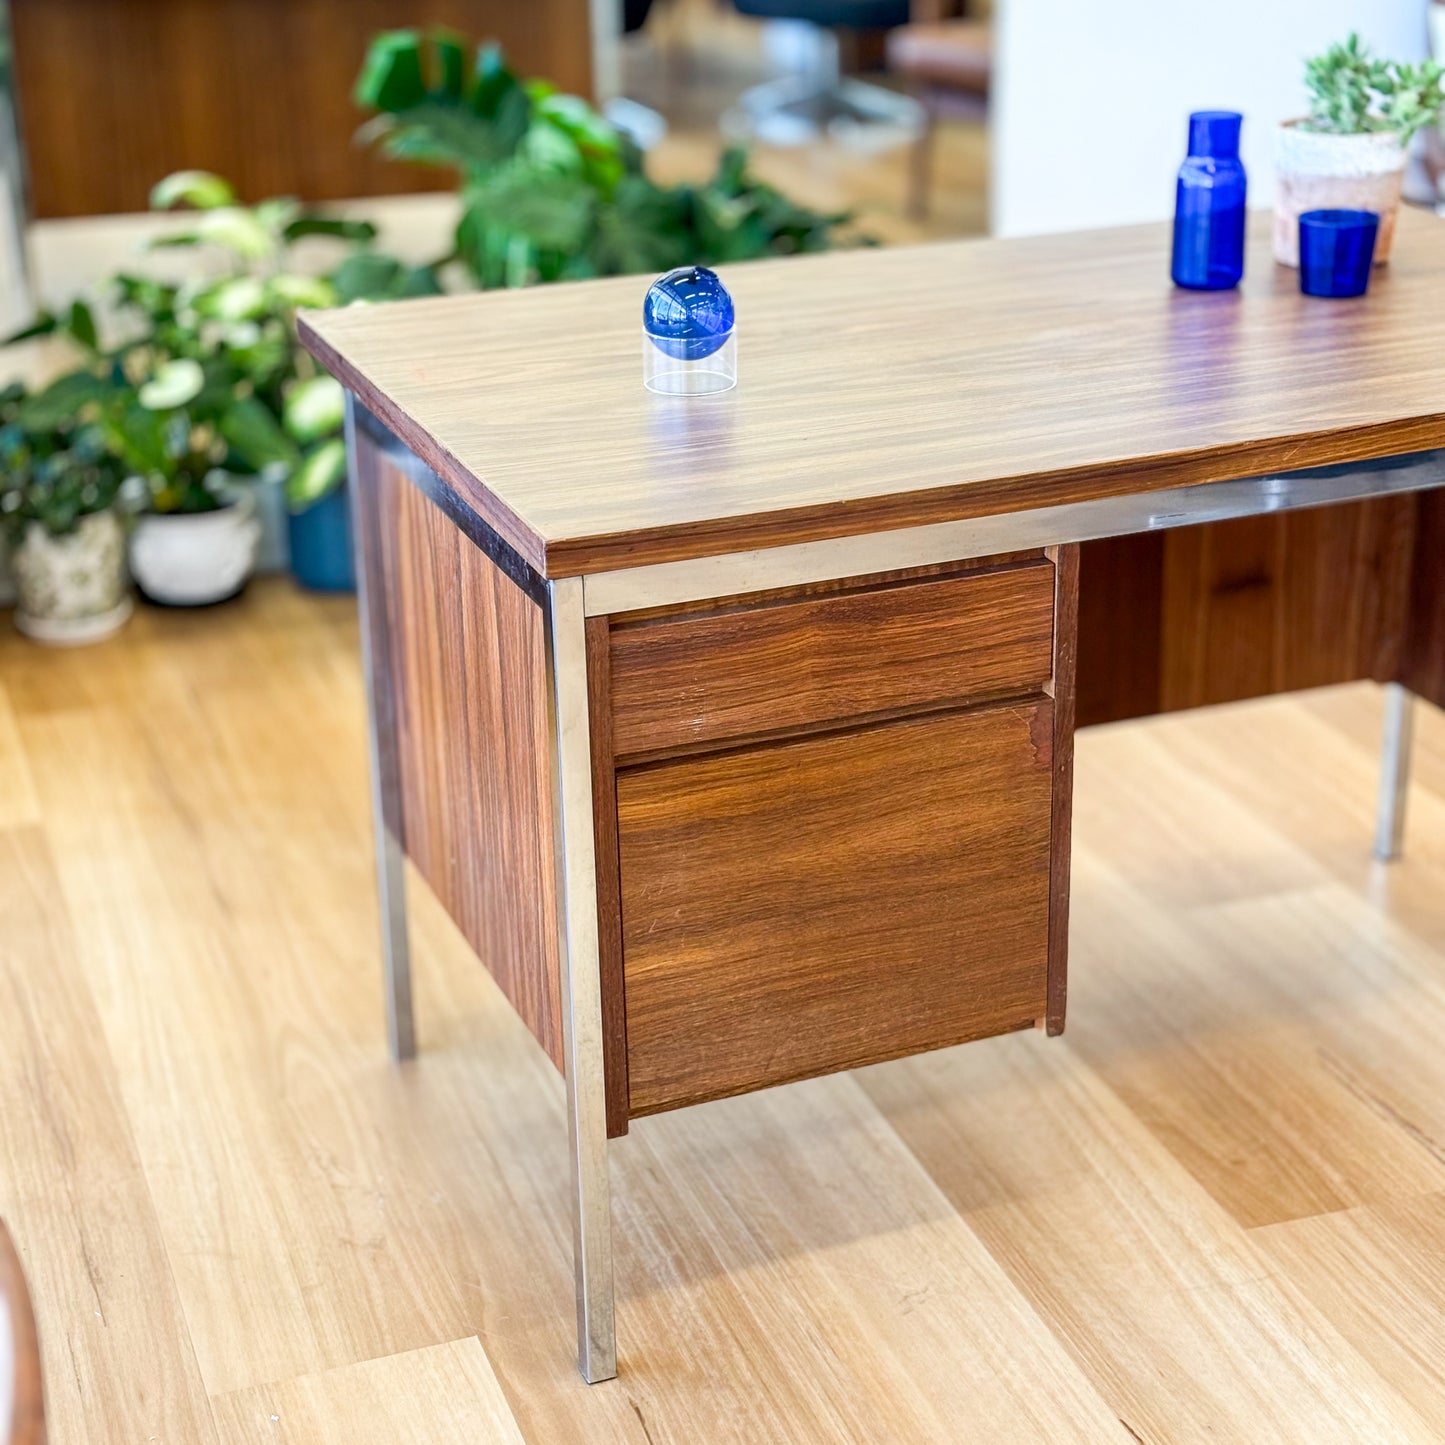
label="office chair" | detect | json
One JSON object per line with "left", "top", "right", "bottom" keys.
{"left": 725, "top": 0, "right": 924, "bottom": 148}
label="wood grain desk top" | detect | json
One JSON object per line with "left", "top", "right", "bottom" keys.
{"left": 300, "top": 209, "right": 1445, "bottom": 579}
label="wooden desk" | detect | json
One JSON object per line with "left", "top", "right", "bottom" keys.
{"left": 300, "top": 210, "right": 1445, "bottom": 1383}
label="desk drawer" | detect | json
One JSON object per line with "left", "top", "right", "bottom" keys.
{"left": 617, "top": 702, "right": 1055, "bottom": 1116}
{"left": 607, "top": 558, "right": 1055, "bottom": 759}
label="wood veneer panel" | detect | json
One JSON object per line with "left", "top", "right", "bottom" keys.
{"left": 1159, "top": 497, "right": 1416, "bottom": 712}
{"left": 608, "top": 559, "right": 1056, "bottom": 759}
{"left": 1076, "top": 534, "right": 1165, "bottom": 728}
{"left": 10, "top": 0, "right": 594, "bottom": 217}
{"left": 1044, "top": 545, "right": 1078, "bottom": 1036}
{"left": 618, "top": 705, "right": 1055, "bottom": 1117}
{"left": 300, "top": 211, "right": 1445, "bottom": 578}
{"left": 1400, "top": 490, "right": 1445, "bottom": 711}
{"left": 372, "top": 451, "right": 565, "bottom": 1069}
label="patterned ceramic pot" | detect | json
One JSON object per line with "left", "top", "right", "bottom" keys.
{"left": 12, "top": 509, "right": 132, "bottom": 645}
{"left": 129, "top": 490, "right": 261, "bottom": 606}
{"left": 1274, "top": 121, "right": 1406, "bottom": 267}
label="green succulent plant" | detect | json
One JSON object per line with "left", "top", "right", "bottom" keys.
{"left": 1303, "top": 32, "right": 1445, "bottom": 144}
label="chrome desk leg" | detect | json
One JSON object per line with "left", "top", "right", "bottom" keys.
{"left": 544, "top": 576, "right": 617, "bottom": 1384}
{"left": 1374, "top": 682, "right": 1416, "bottom": 863}
{"left": 347, "top": 396, "right": 416, "bottom": 1062}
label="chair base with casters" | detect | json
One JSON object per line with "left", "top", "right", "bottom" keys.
{"left": 725, "top": 0, "right": 924, "bottom": 150}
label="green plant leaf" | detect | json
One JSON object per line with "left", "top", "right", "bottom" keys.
{"left": 283, "top": 375, "right": 346, "bottom": 443}
{"left": 268, "top": 273, "right": 339, "bottom": 310}
{"left": 102, "top": 401, "right": 171, "bottom": 474}
{"left": 282, "top": 215, "right": 379, "bottom": 244}
{"left": 432, "top": 29, "right": 467, "bottom": 99}
{"left": 466, "top": 169, "right": 595, "bottom": 255}
{"left": 150, "top": 169, "right": 236, "bottom": 211}
{"left": 219, "top": 395, "right": 300, "bottom": 473}
{"left": 196, "top": 208, "right": 276, "bottom": 261}
{"left": 356, "top": 30, "right": 428, "bottom": 112}
{"left": 138, "top": 358, "right": 205, "bottom": 410}
{"left": 66, "top": 300, "right": 99, "bottom": 351}
{"left": 196, "top": 275, "right": 268, "bottom": 321}
{"left": 4, "top": 310, "right": 58, "bottom": 345}
{"left": 330, "top": 250, "right": 403, "bottom": 302}
{"left": 287, "top": 437, "right": 347, "bottom": 509}
{"left": 18, "top": 370, "right": 109, "bottom": 430}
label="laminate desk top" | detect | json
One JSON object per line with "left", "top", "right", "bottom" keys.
{"left": 300, "top": 208, "right": 1445, "bottom": 578}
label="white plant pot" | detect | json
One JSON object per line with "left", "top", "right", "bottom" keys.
{"left": 129, "top": 490, "right": 261, "bottom": 607}
{"left": 11, "top": 509, "right": 132, "bottom": 645}
{"left": 1274, "top": 121, "right": 1407, "bottom": 267}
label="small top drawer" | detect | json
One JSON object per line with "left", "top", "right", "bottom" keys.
{"left": 606, "top": 558, "right": 1056, "bottom": 759}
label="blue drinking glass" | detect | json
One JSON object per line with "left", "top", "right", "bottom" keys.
{"left": 643, "top": 266, "right": 735, "bottom": 361}
{"left": 1298, "top": 209, "right": 1379, "bottom": 298}
{"left": 1171, "top": 111, "right": 1247, "bottom": 291}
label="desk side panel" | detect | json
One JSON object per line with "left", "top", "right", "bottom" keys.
{"left": 357, "top": 431, "right": 565, "bottom": 1071}
{"left": 1400, "top": 490, "right": 1445, "bottom": 711}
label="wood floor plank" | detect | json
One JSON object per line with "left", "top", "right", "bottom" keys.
{"left": 0, "top": 683, "right": 38, "bottom": 828}
{"left": 0, "top": 825, "right": 219, "bottom": 1443}
{"left": 1252, "top": 1191, "right": 1445, "bottom": 1432}
{"left": 211, "top": 1338, "right": 526, "bottom": 1444}
{"left": 859, "top": 1028, "right": 1438, "bottom": 1442}
{"left": 7, "top": 579, "right": 1445, "bottom": 1440}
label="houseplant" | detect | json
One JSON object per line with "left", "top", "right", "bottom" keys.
{"left": 0, "top": 378, "right": 132, "bottom": 643}
{"left": 18, "top": 172, "right": 406, "bottom": 602}
{"left": 354, "top": 30, "right": 854, "bottom": 290}
{"left": 1276, "top": 33, "right": 1445, "bottom": 265}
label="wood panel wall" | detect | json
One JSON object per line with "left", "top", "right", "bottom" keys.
{"left": 1077, "top": 496, "right": 1418, "bottom": 727}
{"left": 9, "top": 0, "right": 594, "bottom": 217}
{"left": 369, "top": 445, "right": 565, "bottom": 1071}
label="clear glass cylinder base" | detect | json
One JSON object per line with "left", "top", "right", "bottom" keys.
{"left": 643, "top": 329, "right": 737, "bottom": 395}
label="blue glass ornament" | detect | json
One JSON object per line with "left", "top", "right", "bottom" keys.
{"left": 643, "top": 266, "right": 735, "bottom": 361}
{"left": 1171, "top": 110, "right": 1247, "bottom": 291}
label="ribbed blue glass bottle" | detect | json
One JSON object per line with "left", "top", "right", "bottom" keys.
{"left": 1171, "top": 111, "right": 1247, "bottom": 291}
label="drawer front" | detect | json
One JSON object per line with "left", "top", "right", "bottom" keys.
{"left": 618, "top": 701, "right": 1055, "bottom": 1117}
{"left": 608, "top": 559, "right": 1055, "bottom": 759}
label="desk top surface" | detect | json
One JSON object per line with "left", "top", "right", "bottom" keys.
{"left": 300, "top": 209, "right": 1445, "bottom": 579}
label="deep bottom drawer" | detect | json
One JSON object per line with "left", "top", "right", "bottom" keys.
{"left": 618, "top": 701, "right": 1056, "bottom": 1117}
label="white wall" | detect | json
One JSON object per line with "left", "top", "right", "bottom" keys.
{"left": 992, "top": 1, "right": 1429, "bottom": 236}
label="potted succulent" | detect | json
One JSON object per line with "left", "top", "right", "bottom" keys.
{"left": 1275, "top": 33, "right": 1445, "bottom": 266}
{"left": 0, "top": 378, "right": 132, "bottom": 643}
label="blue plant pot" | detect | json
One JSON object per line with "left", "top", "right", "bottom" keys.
{"left": 287, "top": 484, "right": 355, "bottom": 593}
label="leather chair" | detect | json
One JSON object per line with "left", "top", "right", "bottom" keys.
{"left": 0, "top": 1221, "right": 43, "bottom": 1445}
{"left": 887, "top": 11, "right": 992, "bottom": 215}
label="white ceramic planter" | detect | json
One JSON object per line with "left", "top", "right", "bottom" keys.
{"left": 11, "top": 509, "right": 132, "bottom": 645}
{"left": 129, "top": 490, "right": 261, "bottom": 606}
{"left": 1274, "top": 122, "right": 1406, "bottom": 267}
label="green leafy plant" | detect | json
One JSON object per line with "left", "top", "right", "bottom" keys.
{"left": 1303, "top": 32, "right": 1445, "bottom": 143}
{"left": 355, "top": 30, "right": 854, "bottom": 289}
{"left": 0, "top": 379, "right": 125, "bottom": 544}
{"left": 14, "top": 172, "right": 413, "bottom": 512}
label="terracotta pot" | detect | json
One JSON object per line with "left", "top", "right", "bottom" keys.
{"left": 11, "top": 509, "right": 132, "bottom": 645}
{"left": 1274, "top": 121, "right": 1407, "bottom": 267}
{"left": 129, "top": 490, "right": 261, "bottom": 606}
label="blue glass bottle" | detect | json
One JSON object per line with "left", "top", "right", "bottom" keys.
{"left": 1171, "top": 111, "right": 1247, "bottom": 291}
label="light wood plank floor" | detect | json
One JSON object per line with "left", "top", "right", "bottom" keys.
{"left": 2, "top": 580, "right": 1444, "bottom": 1442}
